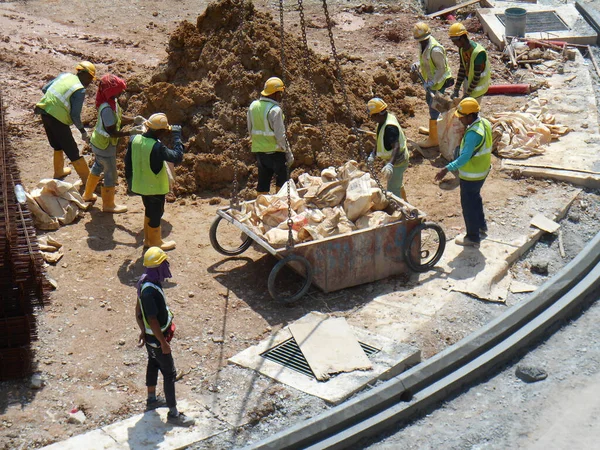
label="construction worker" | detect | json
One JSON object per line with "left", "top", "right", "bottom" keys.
{"left": 435, "top": 98, "right": 492, "bottom": 248}
{"left": 135, "top": 247, "right": 195, "bottom": 427}
{"left": 367, "top": 98, "right": 410, "bottom": 201}
{"left": 82, "top": 74, "right": 145, "bottom": 212}
{"left": 125, "top": 113, "right": 183, "bottom": 251}
{"left": 35, "top": 61, "right": 97, "bottom": 183}
{"left": 247, "top": 77, "right": 294, "bottom": 195}
{"left": 411, "top": 22, "right": 453, "bottom": 148}
{"left": 448, "top": 22, "right": 491, "bottom": 104}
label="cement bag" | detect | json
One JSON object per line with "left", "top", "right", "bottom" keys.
{"left": 338, "top": 160, "right": 365, "bottom": 181}
{"left": 370, "top": 187, "right": 389, "bottom": 211}
{"left": 299, "top": 209, "right": 342, "bottom": 241}
{"left": 343, "top": 173, "right": 372, "bottom": 221}
{"left": 333, "top": 206, "right": 357, "bottom": 234}
{"left": 305, "top": 179, "right": 348, "bottom": 209}
{"left": 276, "top": 212, "right": 309, "bottom": 231}
{"left": 265, "top": 228, "right": 298, "bottom": 247}
{"left": 320, "top": 166, "right": 337, "bottom": 182}
{"left": 356, "top": 211, "right": 392, "bottom": 230}
{"left": 255, "top": 195, "right": 289, "bottom": 228}
{"left": 26, "top": 192, "right": 59, "bottom": 231}
{"left": 274, "top": 180, "right": 305, "bottom": 211}
{"left": 303, "top": 208, "right": 326, "bottom": 225}
{"left": 438, "top": 108, "right": 465, "bottom": 162}
{"left": 298, "top": 173, "right": 323, "bottom": 189}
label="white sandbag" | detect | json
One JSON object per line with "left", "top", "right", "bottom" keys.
{"left": 355, "top": 211, "right": 393, "bottom": 230}
{"left": 438, "top": 108, "right": 465, "bottom": 162}
{"left": 265, "top": 228, "right": 298, "bottom": 247}
{"left": 305, "top": 179, "right": 347, "bottom": 208}
{"left": 343, "top": 173, "right": 372, "bottom": 221}
{"left": 320, "top": 166, "right": 337, "bottom": 181}
{"left": 26, "top": 192, "right": 59, "bottom": 231}
{"left": 337, "top": 160, "right": 365, "bottom": 181}
{"left": 298, "top": 173, "right": 323, "bottom": 189}
{"left": 370, "top": 187, "right": 389, "bottom": 211}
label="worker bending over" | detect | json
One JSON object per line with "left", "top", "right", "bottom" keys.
{"left": 125, "top": 113, "right": 184, "bottom": 251}
{"left": 35, "top": 61, "right": 96, "bottom": 183}
{"left": 435, "top": 98, "right": 492, "bottom": 248}
{"left": 367, "top": 98, "right": 410, "bottom": 201}
{"left": 247, "top": 77, "right": 294, "bottom": 195}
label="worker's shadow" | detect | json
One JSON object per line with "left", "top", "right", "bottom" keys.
{"left": 126, "top": 409, "right": 172, "bottom": 450}
{"left": 84, "top": 206, "right": 139, "bottom": 251}
{"left": 446, "top": 247, "right": 487, "bottom": 280}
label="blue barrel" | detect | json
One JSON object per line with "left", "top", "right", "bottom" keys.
{"left": 505, "top": 7, "right": 527, "bottom": 37}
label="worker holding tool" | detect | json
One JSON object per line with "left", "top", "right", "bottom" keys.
{"left": 435, "top": 98, "right": 492, "bottom": 248}
{"left": 367, "top": 98, "right": 410, "bottom": 201}
{"left": 125, "top": 113, "right": 184, "bottom": 251}
{"left": 35, "top": 61, "right": 97, "bottom": 183}
{"left": 135, "top": 246, "right": 195, "bottom": 427}
{"left": 82, "top": 74, "right": 145, "bottom": 212}
{"left": 448, "top": 23, "right": 490, "bottom": 104}
{"left": 410, "top": 22, "right": 453, "bottom": 148}
{"left": 247, "top": 76, "right": 294, "bottom": 195}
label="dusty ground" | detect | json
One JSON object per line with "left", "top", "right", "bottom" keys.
{"left": 0, "top": 0, "right": 596, "bottom": 449}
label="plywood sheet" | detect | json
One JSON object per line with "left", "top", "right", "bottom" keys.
{"left": 531, "top": 214, "right": 560, "bottom": 233}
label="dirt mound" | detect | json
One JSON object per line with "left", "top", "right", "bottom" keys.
{"left": 127, "top": 0, "right": 419, "bottom": 197}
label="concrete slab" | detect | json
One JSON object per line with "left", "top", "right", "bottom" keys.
{"left": 228, "top": 312, "right": 421, "bottom": 405}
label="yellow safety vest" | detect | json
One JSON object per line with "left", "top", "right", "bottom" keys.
{"left": 35, "top": 73, "right": 84, "bottom": 126}
{"left": 131, "top": 135, "right": 169, "bottom": 195}
{"left": 419, "top": 37, "right": 452, "bottom": 91}
{"left": 249, "top": 99, "right": 283, "bottom": 153}
{"left": 91, "top": 103, "right": 122, "bottom": 150}
{"left": 460, "top": 42, "right": 491, "bottom": 99}
{"left": 138, "top": 281, "right": 173, "bottom": 336}
{"left": 376, "top": 113, "right": 409, "bottom": 167}
{"left": 458, "top": 118, "right": 492, "bottom": 181}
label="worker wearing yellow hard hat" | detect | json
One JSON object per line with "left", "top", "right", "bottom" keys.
{"left": 410, "top": 22, "right": 453, "bottom": 149}
{"left": 125, "top": 112, "right": 185, "bottom": 251}
{"left": 366, "top": 98, "right": 410, "bottom": 201}
{"left": 35, "top": 61, "right": 97, "bottom": 183}
{"left": 435, "top": 98, "right": 492, "bottom": 248}
{"left": 248, "top": 76, "right": 294, "bottom": 195}
{"left": 448, "top": 22, "right": 490, "bottom": 103}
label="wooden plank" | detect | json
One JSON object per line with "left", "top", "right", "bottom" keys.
{"left": 530, "top": 214, "right": 560, "bottom": 234}
{"left": 426, "top": 0, "right": 481, "bottom": 18}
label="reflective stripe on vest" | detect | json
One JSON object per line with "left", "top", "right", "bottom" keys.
{"left": 460, "top": 42, "right": 491, "bottom": 98}
{"left": 376, "top": 113, "right": 409, "bottom": 167}
{"left": 138, "top": 282, "right": 174, "bottom": 336}
{"left": 35, "top": 73, "right": 84, "bottom": 125}
{"left": 458, "top": 118, "right": 492, "bottom": 181}
{"left": 249, "top": 99, "right": 280, "bottom": 153}
{"left": 91, "top": 103, "right": 122, "bottom": 150}
{"left": 419, "top": 37, "right": 452, "bottom": 91}
{"left": 131, "top": 135, "right": 170, "bottom": 195}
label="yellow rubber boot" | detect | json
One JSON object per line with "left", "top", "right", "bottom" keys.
{"left": 147, "top": 225, "right": 176, "bottom": 251}
{"left": 72, "top": 157, "right": 90, "bottom": 185}
{"left": 53, "top": 151, "right": 72, "bottom": 178}
{"left": 101, "top": 187, "right": 128, "bottom": 214}
{"left": 417, "top": 120, "right": 439, "bottom": 148}
{"left": 82, "top": 173, "right": 99, "bottom": 203}
{"left": 143, "top": 216, "right": 151, "bottom": 247}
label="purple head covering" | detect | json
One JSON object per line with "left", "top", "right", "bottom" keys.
{"left": 137, "top": 260, "right": 172, "bottom": 298}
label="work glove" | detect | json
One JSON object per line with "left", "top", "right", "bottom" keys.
{"left": 171, "top": 125, "right": 182, "bottom": 134}
{"left": 381, "top": 163, "right": 394, "bottom": 181}
{"left": 80, "top": 129, "right": 90, "bottom": 144}
{"left": 129, "top": 126, "right": 144, "bottom": 136}
{"left": 367, "top": 152, "right": 375, "bottom": 164}
{"left": 134, "top": 115, "right": 146, "bottom": 125}
{"left": 410, "top": 62, "right": 419, "bottom": 73}
{"left": 424, "top": 80, "right": 434, "bottom": 90}
{"left": 285, "top": 151, "right": 294, "bottom": 167}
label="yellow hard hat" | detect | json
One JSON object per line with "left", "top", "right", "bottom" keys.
{"left": 261, "top": 77, "right": 285, "bottom": 96}
{"left": 143, "top": 246, "right": 168, "bottom": 268}
{"left": 367, "top": 98, "right": 387, "bottom": 115}
{"left": 144, "top": 113, "right": 172, "bottom": 131}
{"left": 449, "top": 22, "right": 468, "bottom": 39}
{"left": 75, "top": 61, "right": 97, "bottom": 80}
{"left": 455, "top": 97, "right": 480, "bottom": 117}
{"left": 413, "top": 22, "right": 431, "bottom": 41}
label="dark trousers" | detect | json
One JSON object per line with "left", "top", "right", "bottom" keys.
{"left": 460, "top": 178, "right": 487, "bottom": 243}
{"left": 256, "top": 152, "right": 288, "bottom": 192}
{"left": 41, "top": 113, "right": 80, "bottom": 161}
{"left": 145, "top": 344, "right": 177, "bottom": 408}
{"left": 142, "top": 194, "right": 166, "bottom": 228}
{"left": 426, "top": 86, "right": 446, "bottom": 120}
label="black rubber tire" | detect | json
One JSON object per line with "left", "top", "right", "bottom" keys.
{"left": 209, "top": 215, "right": 252, "bottom": 256}
{"left": 404, "top": 222, "right": 446, "bottom": 272}
{"left": 268, "top": 254, "right": 313, "bottom": 304}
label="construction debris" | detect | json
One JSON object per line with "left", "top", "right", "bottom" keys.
{"left": 26, "top": 179, "right": 88, "bottom": 230}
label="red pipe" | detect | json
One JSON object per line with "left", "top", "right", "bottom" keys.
{"left": 486, "top": 84, "right": 530, "bottom": 95}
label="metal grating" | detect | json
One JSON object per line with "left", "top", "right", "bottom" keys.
{"left": 260, "top": 338, "right": 380, "bottom": 379}
{"left": 496, "top": 11, "right": 570, "bottom": 33}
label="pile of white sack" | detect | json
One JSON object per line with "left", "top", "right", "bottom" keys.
{"left": 230, "top": 161, "right": 406, "bottom": 247}
{"left": 25, "top": 179, "right": 88, "bottom": 230}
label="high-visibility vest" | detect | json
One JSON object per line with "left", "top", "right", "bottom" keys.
{"left": 458, "top": 117, "right": 492, "bottom": 181}
{"left": 419, "top": 37, "right": 452, "bottom": 91}
{"left": 376, "top": 113, "right": 409, "bottom": 167}
{"left": 130, "top": 135, "right": 169, "bottom": 195}
{"left": 460, "top": 42, "right": 491, "bottom": 99}
{"left": 249, "top": 99, "right": 283, "bottom": 153}
{"left": 91, "top": 102, "right": 122, "bottom": 150}
{"left": 138, "top": 281, "right": 174, "bottom": 336}
{"left": 35, "top": 73, "right": 84, "bottom": 125}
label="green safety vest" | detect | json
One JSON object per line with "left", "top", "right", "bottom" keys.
{"left": 138, "top": 281, "right": 174, "bottom": 336}
{"left": 35, "top": 73, "right": 84, "bottom": 126}
{"left": 131, "top": 135, "right": 169, "bottom": 195}
{"left": 376, "top": 113, "right": 409, "bottom": 167}
{"left": 460, "top": 42, "right": 491, "bottom": 99}
{"left": 458, "top": 117, "right": 492, "bottom": 181}
{"left": 91, "top": 102, "right": 122, "bottom": 150}
{"left": 249, "top": 99, "right": 283, "bottom": 153}
{"left": 419, "top": 37, "right": 452, "bottom": 91}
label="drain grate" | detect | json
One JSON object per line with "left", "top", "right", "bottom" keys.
{"left": 260, "top": 338, "right": 380, "bottom": 379}
{"left": 496, "top": 11, "right": 570, "bottom": 33}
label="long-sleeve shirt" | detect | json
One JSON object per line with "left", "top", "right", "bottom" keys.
{"left": 247, "top": 96, "right": 290, "bottom": 152}
{"left": 446, "top": 127, "right": 483, "bottom": 172}
{"left": 38, "top": 75, "right": 86, "bottom": 130}
{"left": 429, "top": 45, "right": 447, "bottom": 87}
{"left": 124, "top": 131, "right": 184, "bottom": 184}
{"left": 454, "top": 41, "right": 487, "bottom": 97}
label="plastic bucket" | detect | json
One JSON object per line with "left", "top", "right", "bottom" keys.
{"left": 504, "top": 7, "right": 527, "bottom": 38}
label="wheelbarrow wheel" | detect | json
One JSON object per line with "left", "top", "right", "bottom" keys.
{"left": 404, "top": 222, "right": 446, "bottom": 272}
{"left": 209, "top": 216, "right": 252, "bottom": 256}
{"left": 268, "top": 254, "right": 313, "bottom": 304}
